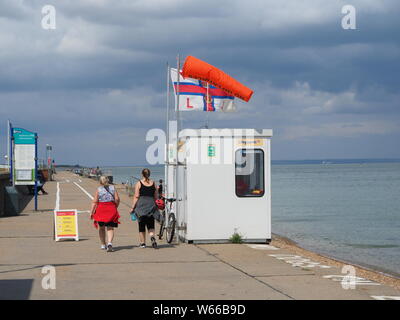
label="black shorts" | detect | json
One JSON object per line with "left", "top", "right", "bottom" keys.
{"left": 138, "top": 215, "right": 155, "bottom": 233}
{"left": 97, "top": 221, "right": 118, "bottom": 228}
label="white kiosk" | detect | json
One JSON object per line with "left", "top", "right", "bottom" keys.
{"left": 170, "top": 128, "right": 273, "bottom": 244}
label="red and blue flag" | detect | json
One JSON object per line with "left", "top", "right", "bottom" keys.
{"left": 171, "top": 68, "right": 236, "bottom": 112}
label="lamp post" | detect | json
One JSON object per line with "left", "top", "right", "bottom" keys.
{"left": 46, "top": 144, "right": 52, "bottom": 169}
{"left": 46, "top": 144, "right": 53, "bottom": 181}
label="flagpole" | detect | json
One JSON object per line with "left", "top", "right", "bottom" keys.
{"left": 206, "top": 83, "right": 210, "bottom": 128}
{"left": 165, "top": 62, "right": 170, "bottom": 198}
{"left": 175, "top": 54, "right": 181, "bottom": 171}
{"left": 175, "top": 54, "right": 181, "bottom": 241}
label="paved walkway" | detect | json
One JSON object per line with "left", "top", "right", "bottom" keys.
{"left": 0, "top": 171, "right": 399, "bottom": 300}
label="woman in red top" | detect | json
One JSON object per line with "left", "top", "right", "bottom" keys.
{"left": 90, "top": 176, "right": 120, "bottom": 252}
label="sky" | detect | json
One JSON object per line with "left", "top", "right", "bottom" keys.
{"left": 0, "top": 0, "right": 399, "bottom": 166}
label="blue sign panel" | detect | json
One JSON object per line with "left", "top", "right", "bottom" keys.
{"left": 13, "top": 128, "right": 36, "bottom": 145}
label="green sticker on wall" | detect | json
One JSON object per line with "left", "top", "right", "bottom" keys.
{"left": 208, "top": 144, "right": 216, "bottom": 157}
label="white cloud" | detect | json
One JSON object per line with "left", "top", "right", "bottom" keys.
{"left": 56, "top": 20, "right": 102, "bottom": 55}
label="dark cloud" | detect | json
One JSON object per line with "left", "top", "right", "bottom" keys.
{"left": 0, "top": 0, "right": 399, "bottom": 165}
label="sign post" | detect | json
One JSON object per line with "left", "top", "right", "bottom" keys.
{"left": 54, "top": 210, "right": 79, "bottom": 241}
{"left": 9, "top": 121, "right": 13, "bottom": 183}
{"left": 11, "top": 127, "right": 38, "bottom": 210}
{"left": 34, "top": 134, "right": 38, "bottom": 211}
{"left": 6, "top": 120, "right": 10, "bottom": 172}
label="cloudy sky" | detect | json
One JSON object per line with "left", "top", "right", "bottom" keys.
{"left": 0, "top": 0, "right": 399, "bottom": 166}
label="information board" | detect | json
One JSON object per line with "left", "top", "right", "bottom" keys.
{"left": 12, "top": 128, "right": 37, "bottom": 186}
{"left": 54, "top": 210, "right": 79, "bottom": 241}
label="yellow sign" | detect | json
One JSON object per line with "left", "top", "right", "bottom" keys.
{"left": 54, "top": 210, "right": 79, "bottom": 241}
{"left": 236, "top": 138, "right": 264, "bottom": 147}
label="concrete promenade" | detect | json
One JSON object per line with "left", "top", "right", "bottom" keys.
{"left": 0, "top": 171, "right": 399, "bottom": 300}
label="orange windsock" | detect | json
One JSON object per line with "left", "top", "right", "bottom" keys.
{"left": 181, "top": 56, "right": 254, "bottom": 102}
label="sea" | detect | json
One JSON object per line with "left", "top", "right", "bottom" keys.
{"left": 103, "top": 160, "right": 400, "bottom": 277}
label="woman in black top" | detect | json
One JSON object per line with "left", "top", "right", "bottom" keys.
{"left": 131, "top": 168, "right": 158, "bottom": 248}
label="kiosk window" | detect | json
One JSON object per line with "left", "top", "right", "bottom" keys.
{"left": 235, "top": 149, "right": 265, "bottom": 197}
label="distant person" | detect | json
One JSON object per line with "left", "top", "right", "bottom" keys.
{"left": 158, "top": 179, "right": 164, "bottom": 199}
{"left": 96, "top": 166, "right": 102, "bottom": 177}
{"left": 90, "top": 176, "right": 120, "bottom": 252}
{"left": 28, "top": 170, "right": 48, "bottom": 195}
{"left": 130, "top": 168, "right": 158, "bottom": 249}
{"left": 37, "top": 170, "right": 48, "bottom": 195}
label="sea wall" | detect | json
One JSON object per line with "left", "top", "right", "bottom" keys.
{"left": 0, "top": 172, "right": 34, "bottom": 217}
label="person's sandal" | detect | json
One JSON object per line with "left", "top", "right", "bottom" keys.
{"left": 139, "top": 243, "right": 146, "bottom": 248}
{"left": 106, "top": 244, "right": 114, "bottom": 252}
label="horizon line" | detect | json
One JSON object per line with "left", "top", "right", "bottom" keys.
{"left": 56, "top": 157, "right": 400, "bottom": 167}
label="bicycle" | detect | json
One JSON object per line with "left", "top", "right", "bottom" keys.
{"left": 158, "top": 198, "right": 176, "bottom": 244}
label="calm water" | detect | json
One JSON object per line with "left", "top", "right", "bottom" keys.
{"left": 103, "top": 166, "right": 165, "bottom": 185}
{"left": 105, "top": 162, "right": 400, "bottom": 276}
{"left": 272, "top": 162, "right": 400, "bottom": 277}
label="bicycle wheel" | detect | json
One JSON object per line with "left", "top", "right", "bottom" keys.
{"left": 166, "top": 212, "right": 176, "bottom": 244}
{"left": 158, "top": 211, "right": 165, "bottom": 240}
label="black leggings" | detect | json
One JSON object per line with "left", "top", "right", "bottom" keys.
{"left": 138, "top": 215, "right": 155, "bottom": 233}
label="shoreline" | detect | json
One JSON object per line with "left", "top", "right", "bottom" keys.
{"left": 271, "top": 233, "right": 400, "bottom": 290}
